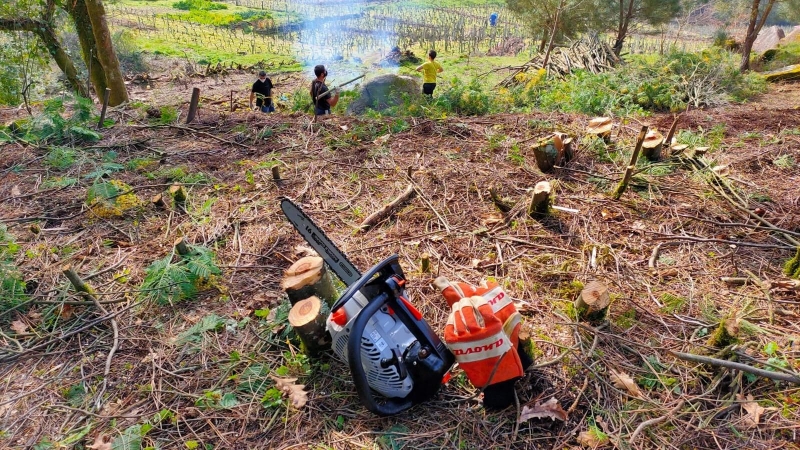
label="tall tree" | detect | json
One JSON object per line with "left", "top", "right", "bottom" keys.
{"left": 739, "top": 0, "right": 779, "bottom": 71}
{"left": 604, "top": 0, "right": 682, "bottom": 55}
{"left": 0, "top": 0, "right": 87, "bottom": 97}
{"left": 0, "top": 0, "right": 128, "bottom": 105}
{"left": 506, "top": 0, "right": 602, "bottom": 52}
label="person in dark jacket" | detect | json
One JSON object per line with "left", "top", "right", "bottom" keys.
{"left": 310, "top": 65, "right": 339, "bottom": 116}
{"left": 250, "top": 70, "right": 274, "bottom": 113}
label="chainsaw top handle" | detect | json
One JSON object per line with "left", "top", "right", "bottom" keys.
{"left": 337, "top": 255, "right": 414, "bottom": 416}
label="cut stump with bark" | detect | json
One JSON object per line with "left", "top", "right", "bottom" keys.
{"left": 532, "top": 135, "right": 563, "bottom": 173}
{"left": 281, "top": 256, "right": 337, "bottom": 306}
{"left": 288, "top": 296, "right": 332, "bottom": 356}
{"left": 528, "top": 181, "right": 552, "bottom": 218}
{"left": 169, "top": 184, "right": 187, "bottom": 205}
{"left": 576, "top": 280, "right": 610, "bottom": 323}
{"left": 586, "top": 117, "right": 613, "bottom": 143}
{"left": 641, "top": 129, "right": 664, "bottom": 161}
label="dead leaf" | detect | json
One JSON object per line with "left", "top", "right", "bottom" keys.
{"left": 11, "top": 185, "right": 21, "bottom": 197}
{"left": 609, "top": 369, "right": 642, "bottom": 397}
{"left": 10, "top": 320, "right": 27, "bottom": 334}
{"left": 271, "top": 376, "right": 308, "bottom": 408}
{"left": 59, "top": 304, "right": 75, "bottom": 320}
{"left": 480, "top": 213, "right": 504, "bottom": 227}
{"left": 739, "top": 394, "right": 765, "bottom": 428}
{"left": 518, "top": 397, "right": 568, "bottom": 423}
{"left": 600, "top": 208, "right": 622, "bottom": 221}
{"left": 86, "top": 433, "right": 112, "bottom": 450}
{"left": 577, "top": 429, "right": 610, "bottom": 448}
{"left": 373, "top": 134, "right": 390, "bottom": 145}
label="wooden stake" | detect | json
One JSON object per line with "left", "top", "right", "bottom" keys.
{"left": 281, "top": 256, "right": 337, "bottom": 306}
{"left": 420, "top": 252, "right": 431, "bottom": 273}
{"left": 288, "top": 296, "right": 331, "bottom": 357}
{"left": 576, "top": 280, "right": 610, "bottom": 323}
{"left": 358, "top": 184, "right": 416, "bottom": 232}
{"left": 271, "top": 166, "right": 282, "bottom": 186}
{"left": 98, "top": 88, "right": 111, "bottom": 129}
{"left": 230, "top": 90, "right": 234, "bottom": 112}
{"left": 528, "top": 181, "right": 551, "bottom": 218}
{"left": 612, "top": 125, "right": 648, "bottom": 200}
{"left": 187, "top": 87, "right": 201, "bottom": 123}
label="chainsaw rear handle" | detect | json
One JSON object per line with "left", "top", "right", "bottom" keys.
{"left": 339, "top": 255, "right": 414, "bottom": 416}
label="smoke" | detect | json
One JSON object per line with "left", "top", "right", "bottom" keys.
{"left": 290, "top": 0, "right": 398, "bottom": 75}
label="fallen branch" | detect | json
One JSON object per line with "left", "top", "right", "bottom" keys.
{"left": 358, "top": 184, "right": 416, "bottom": 232}
{"left": 630, "top": 400, "right": 685, "bottom": 444}
{"left": 671, "top": 351, "right": 800, "bottom": 384}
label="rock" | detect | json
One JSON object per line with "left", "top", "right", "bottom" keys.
{"left": 782, "top": 26, "right": 800, "bottom": 45}
{"left": 753, "top": 26, "right": 785, "bottom": 53}
{"left": 346, "top": 74, "right": 422, "bottom": 115}
{"left": 763, "top": 64, "right": 800, "bottom": 83}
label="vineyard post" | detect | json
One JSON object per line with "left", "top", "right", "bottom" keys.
{"left": 187, "top": 87, "right": 201, "bottom": 123}
{"left": 230, "top": 90, "right": 234, "bottom": 112}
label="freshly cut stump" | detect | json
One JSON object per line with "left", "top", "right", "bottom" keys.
{"left": 576, "top": 280, "right": 610, "bottom": 323}
{"left": 288, "top": 296, "right": 332, "bottom": 356}
{"left": 281, "top": 256, "right": 337, "bottom": 306}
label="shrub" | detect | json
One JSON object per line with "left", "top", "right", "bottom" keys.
{"left": 0, "top": 225, "right": 27, "bottom": 311}
{"left": 139, "top": 244, "right": 221, "bottom": 305}
{"left": 435, "top": 78, "right": 491, "bottom": 116}
{"left": 172, "top": 0, "right": 227, "bottom": 11}
{"left": 112, "top": 30, "right": 148, "bottom": 74}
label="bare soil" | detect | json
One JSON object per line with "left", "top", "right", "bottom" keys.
{"left": 1, "top": 79, "right": 799, "bottom": 450}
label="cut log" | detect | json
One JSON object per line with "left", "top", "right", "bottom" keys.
{"left": 281, "top": 256, "right": 337, "bottom": 306}
{"left": 612, "top": 125, "right": 648, "bottom": 200}
{"left": 288, "top": 296, "right": 332, "bottom": 356}
{"left": 532, "top": 134, "right": 563, "bottom": 173}
{"left": 641, "top": 128, "right": 664, "bottom": 161}
{"left": 358, "top": 184, "right": 416, "bottom": 232}
{"left": 528, "top": 181, "right": 551, "bottom": 218}
{"left": 576, "top": 280, "right": 610, "bottom": 323}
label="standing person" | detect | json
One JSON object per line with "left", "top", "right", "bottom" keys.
{"left": 310, "top": 64, "right": 339, "bottom": 116}
{"left": 416, "top": 50, "right": 443, "bottom": 98}
{"left": 250, "top": 70, "right": 274, "bottom": 113}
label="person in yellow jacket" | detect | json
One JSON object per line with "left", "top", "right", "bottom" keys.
{"left": 415, "top": 50, "right": 443, "bottom": 98}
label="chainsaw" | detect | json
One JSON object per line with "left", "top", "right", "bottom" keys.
{"left": 280, "top": 198, "right": 454, "bottom": 416}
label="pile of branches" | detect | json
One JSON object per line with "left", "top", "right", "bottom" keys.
{"left": 374, "top": 46, "right": 421, "bottom": 67}
{"left": 487, "top": 37, "right": 525, "bottom": 56}
{"left": 500, "top": 34, "right": 620, "bottom": 86}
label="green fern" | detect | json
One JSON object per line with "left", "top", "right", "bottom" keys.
{"left": 138, "top": 243, "right": 221, "bottom": 305}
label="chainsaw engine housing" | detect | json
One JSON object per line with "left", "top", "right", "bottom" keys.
{"left": 326, "top": 255, "right": 454, "bottom": 416}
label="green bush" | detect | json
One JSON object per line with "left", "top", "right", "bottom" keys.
{"left": 112, "top": 30, "right": 148, "bottom": 74}
{"left": 434, "top": 78, "right": 491, "bottom": 116}
{"left": 14, "top": 96, "right": 101, "bottom": 144}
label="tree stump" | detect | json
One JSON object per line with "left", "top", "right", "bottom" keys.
{"left": 576, "top": 281, "right": 610, "bottom": 323}
{"left": 420, "top": 252, "right": 431, "bottom": 273}
{"left": 281, "top": 256, "right": 337, "bottom": 306}
{"left": 151, "top": 193, "right": 166, "bottom": 208}
{"left": 528, "top": 181, "right": 551, "bottom": 218}
{"left": 169, "top": 184, "right": 187, "bottom": 205}
{"left": 586, "top": 117, "right": 613, "bottom": 143}
{"left": 288, "top": 296, "right": 332, "bottom": 356}
{"left": 532, "top": 134, "right": 563, "bottom": 173}
{"left": 553, "top": 132, "right": 574, "bottom": 164}
{"left": 641, "top": 128, "right": 664, "bottom": 161}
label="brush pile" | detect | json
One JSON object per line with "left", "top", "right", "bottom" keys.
{"left": 374, "top": 47, "right": 422, "bottom": 67}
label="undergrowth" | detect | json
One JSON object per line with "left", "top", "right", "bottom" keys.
{"left": 0, "top": 225, "right": 27, "bottom": 311}
{"left": 2, "top": 95, "right": 101, "bottom": 145}
{"left": 138, "top": 243, "right": 221, "bottom": 305}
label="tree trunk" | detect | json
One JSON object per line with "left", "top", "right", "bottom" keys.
{"left": 0, "top": 18, "right": 87, "bottom": 97}
{"left": 613, "top": 0, "right": 635, "bottom": 56}
{"left": 740, "top": 0, "right": 777, "bottom": 72}
{"left": 84, "top": 0, "right": 128, "bottom": 105}
{"left": 65, "top": 0, "right": 108, "bottom": 98}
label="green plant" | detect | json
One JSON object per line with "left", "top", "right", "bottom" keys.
{"left": 774, "top": 154, "right": 796, "bottom": 169}
{"left": 172, "top": 0, "right": 228, "bottom": 11}
{"left": 45, "top": 147, "right": 77, "bottom": 170}
{"left": 16, "top": 96, "right": 101, "bottom": 144}
{"left": 435, "top": 78, "right": 491, "bottom": 116}
{"left": 508, "top": 143, "right": 524, "bottom": 165}
{"left": 0, "top": 225, "right": 27, "bottom": 311}
{"left": 138, "top": 243, "right": 221, "bottom": 305}
{"left": 155, "top": 106, "right": 178, "bottom": 125}
{"left": 112, "top": 30, "right": 148, "bottom": 74}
